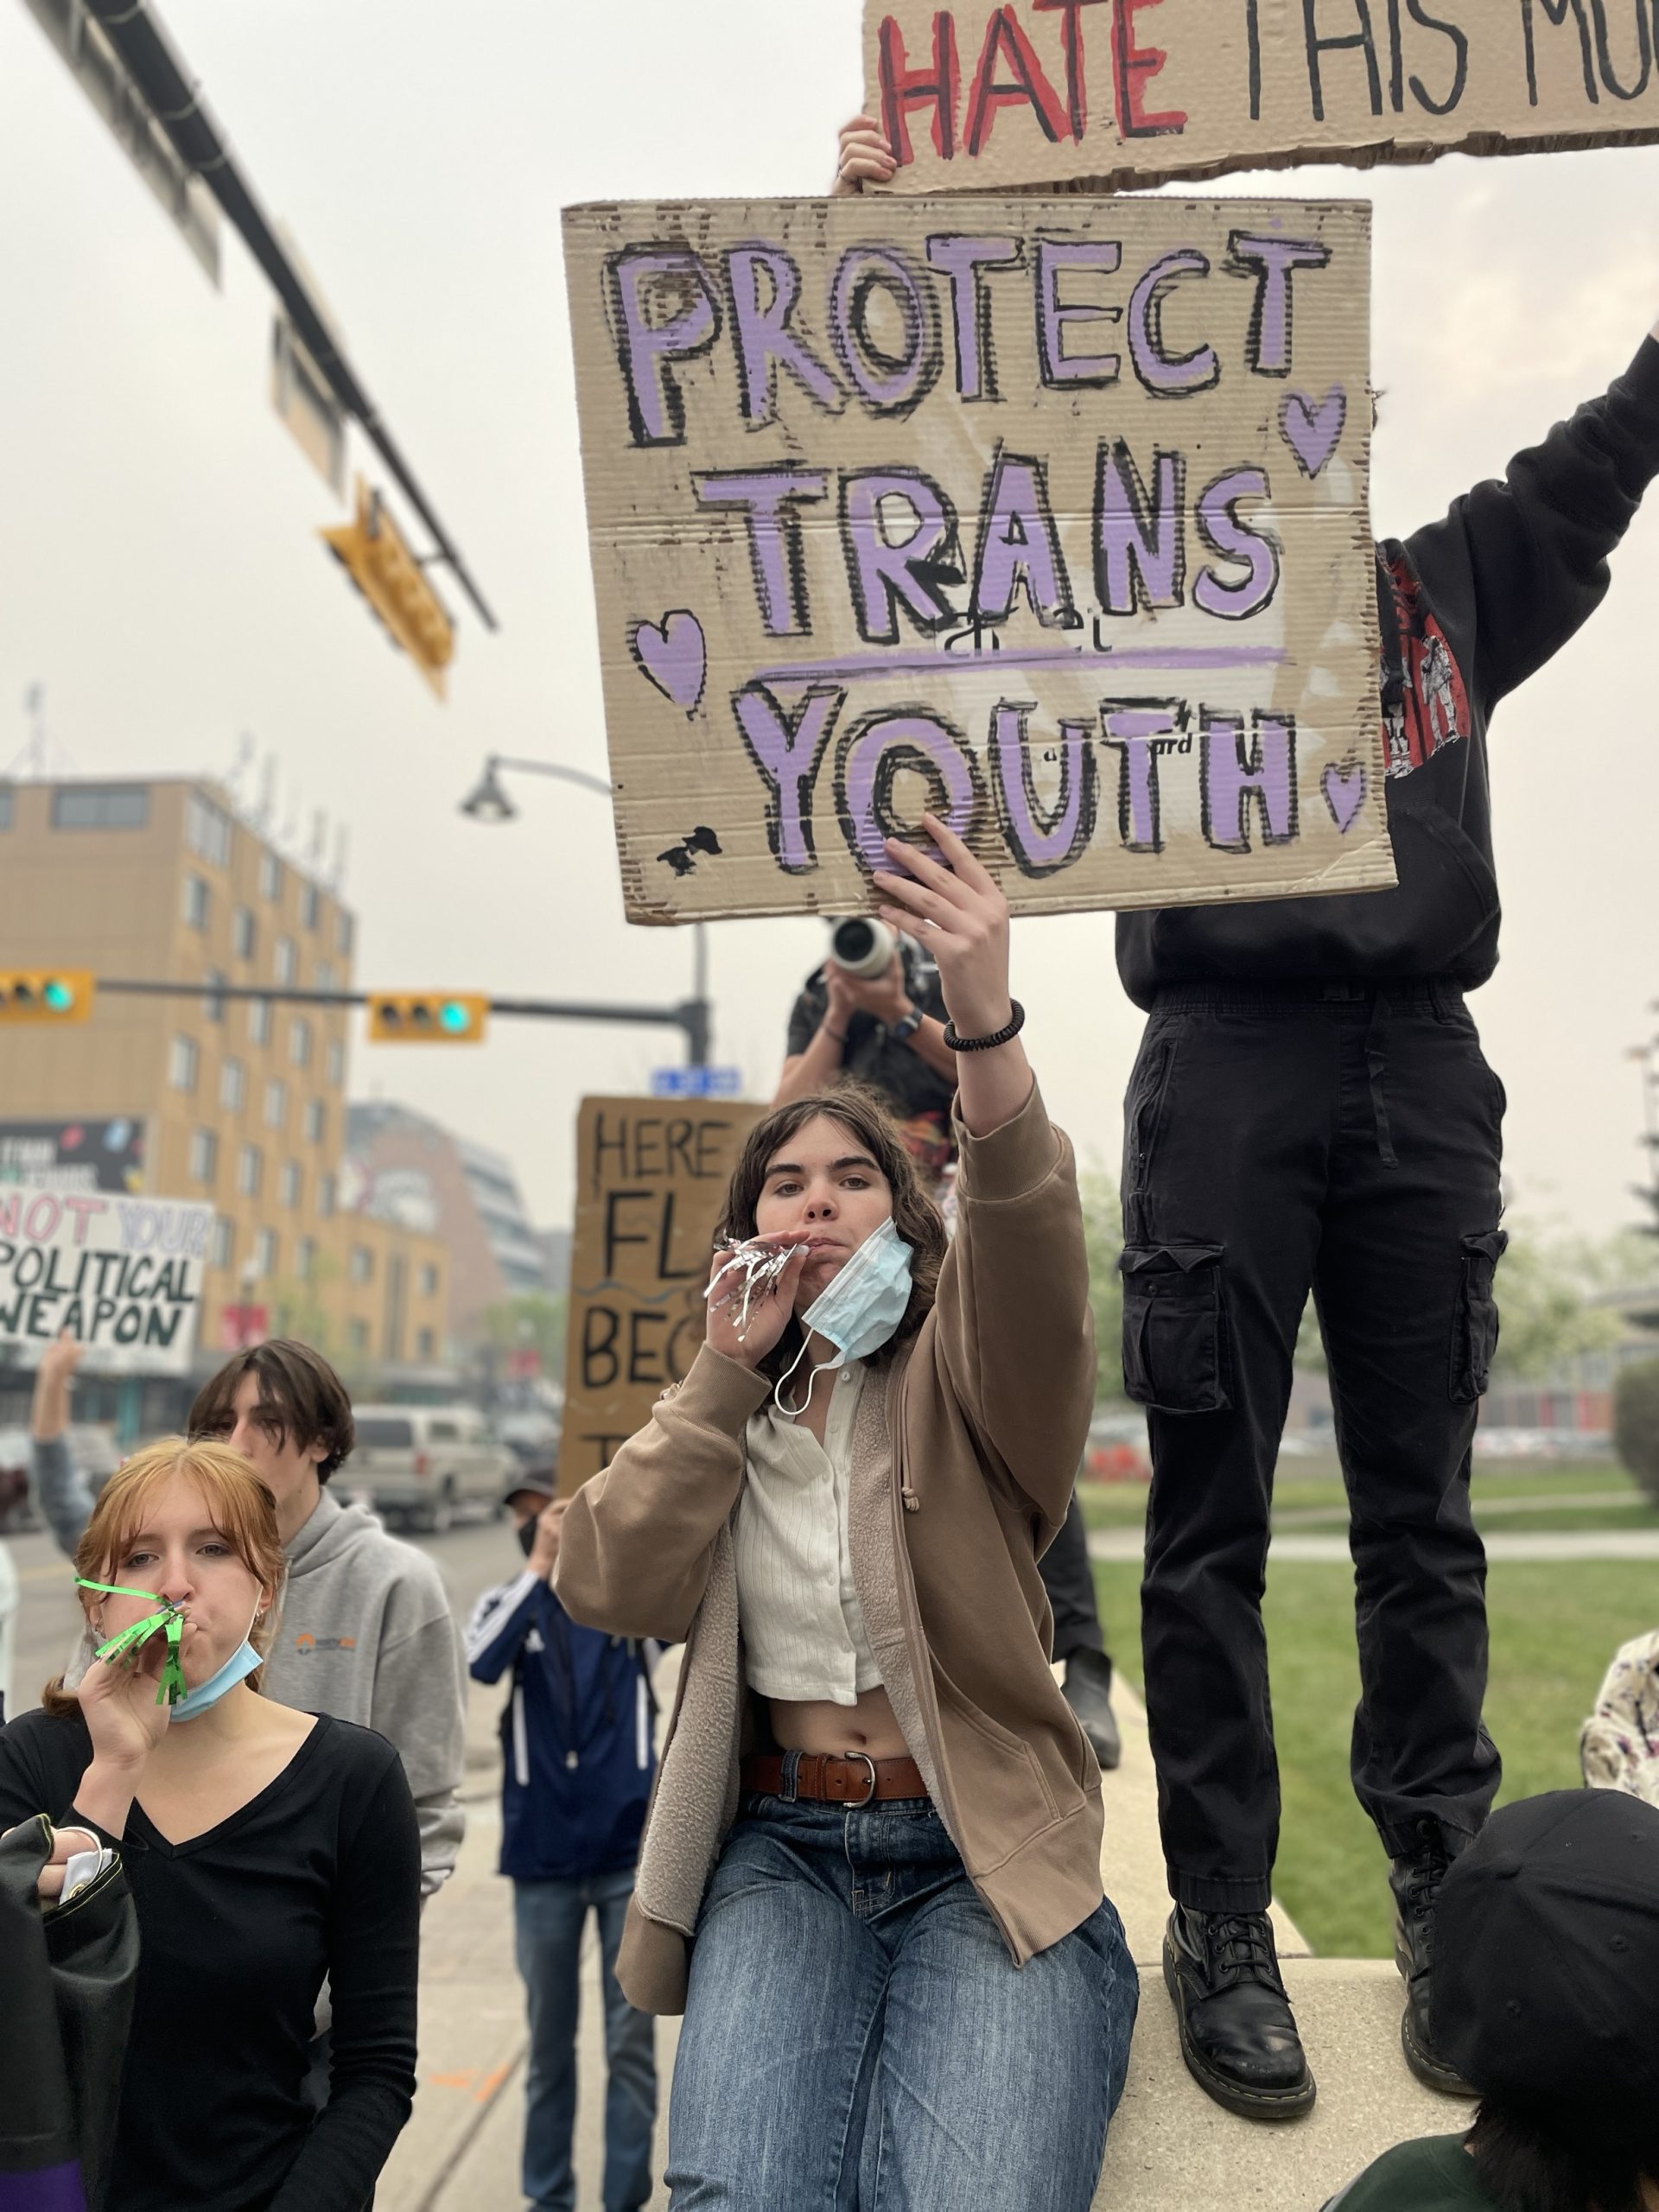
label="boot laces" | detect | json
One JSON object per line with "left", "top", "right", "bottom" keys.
{"left": 1209, "top": 1911, "right": 1276, "bottom": 1986}
{"left": 1402, "top": 1826, "right": 1450, "bottom": 1967}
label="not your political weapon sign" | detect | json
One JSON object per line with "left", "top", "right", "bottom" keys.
{"left": 862, "top": 0, "right": 1659, "bottom": 198}
{"left": 0, "top": 1186, "right": 214, "bottom": 1374}
{"left": 563, "top": 194, "right": 1391, "bottom": 925}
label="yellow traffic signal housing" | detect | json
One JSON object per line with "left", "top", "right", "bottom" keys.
{"left": 367, "top": 993, "right": 489, "bottom": 1045}
{"left": 0, "top": 969, "right": 95, "bottom": 1025}
{"left": 321, "top": 478, "right": 455, "bottom": 700}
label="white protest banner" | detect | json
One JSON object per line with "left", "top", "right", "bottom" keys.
{"left": 862, "top": 0, "right": 1659, "bottom": 197}
{"left": 0, "top": 1186, "right": 214, "bottom": 1375}
{"left": 563, "top": 193, "right": 1390, "bottom": 924}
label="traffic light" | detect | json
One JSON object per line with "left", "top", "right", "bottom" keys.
{"left": 321, "top": 477, "right": 455, "bottom": 699}
{"left": 0, "top": 969, "right": 95, "bottom": 1025}
{"left": 367, "top": 993, "right": 489, "bottom": 1045}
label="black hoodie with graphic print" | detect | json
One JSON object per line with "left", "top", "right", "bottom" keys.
{"left": 1116, "top": 336, "right": 1659, "bottom": 1011}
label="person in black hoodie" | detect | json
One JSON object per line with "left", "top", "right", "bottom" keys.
{"left": 830, "top": 117, "right": 1659, "bottom": 2126}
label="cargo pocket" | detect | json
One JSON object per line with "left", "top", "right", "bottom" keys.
{"left": 1119, "top": 1243, "right": 1230, "bottom": 1413}
{"left": 1450, "top": 1229, "right": 1509, "bottom": 1402}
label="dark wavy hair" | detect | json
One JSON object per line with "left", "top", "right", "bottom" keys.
{"left": 715, "top": 1082, "right": 947, "bottom": 1383}
{"left": 1466, "top": 2098, "right": 1659, "bottom": 2212}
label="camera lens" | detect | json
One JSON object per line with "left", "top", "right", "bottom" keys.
{"left": 831, "top": 919, "right": 877, "bottom": 965}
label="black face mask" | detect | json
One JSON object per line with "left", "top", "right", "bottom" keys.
{"left": 516, "top": 1520, "right": 539, "bottom": 1560}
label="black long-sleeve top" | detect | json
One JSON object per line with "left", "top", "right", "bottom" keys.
{"left": 0, "top": 1707, "right": 419, "bottom": 2212}
{"left": 1116, "top": 334, "right": 1659, "bottom": 1006}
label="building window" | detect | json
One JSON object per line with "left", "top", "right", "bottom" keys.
{"left": 264, "top": 1078, "right": 287, "bottom": 1130}
{"left": 348, "top": 1319, "right": 369, "bottom": 1353}
{"left": 248, "top": 998, "right": 272, "bottom": 1046}
{"left": 219, "top": 1059, "right": 245, "bottom": 1114}
{"left": 350, "top": 1243, "right": 373, "bottom": 1286}
{"left": 289, "top": 1016, "right": 313, "bottom": 1069}
{"left": 181, "top": 874, "right": 210, "bottom": 930}
{"left": 325, "top": 1039, "right": 345, "bottom": 1088}
{"left": 416, "top": 1328, "right": 435, "bottom": 1363}
{"left": 336, "top": 911, "right": 354, "bottom": 957}
{"left": 303, "top": 1098, "right": 326, "bottom": 1145}
{"left": 238, "top": 1145, "right": 263, "bottom": 1198}
{"left": 419, "top": 1262, "right": 439, "bottom": 1299}
{"left": 202, "top": 969, "right": 227, "bottom": 1022}
{"left": 259, "top": 850, "right": 283, "bottom": 902}
{"left": 186, "top": 791, "right": 232, "bottom": 868}
{"left": 188, "top": 1128, "right": 218, "bottom": 1184}
{"left": 253, "top": 1228, "right": 278, "bottom": 1279}
{"left": 279, "top": 1160, "right": 302, "bottom": 1210}
{"left": 301, "top": 880, "right": 321, "bottom": 931}
{"left": 274, "top": 937, "right": 297, "bottom": 988}
{"left": 232, "top": 906, "right": 256, "bottom": 961}
{"left": 296, "top": 1236, "right": 316, "bottom": 1283}
{"left": 315, "top": 959, "right": 334, "bottom": 992}
{"left": 52, "top": 785, "right": 148, "bottom": 830}
{"left": 210, "top": 1216, "right": 234, "bottom": 1270}
{"left": 0, "top": 786, "right": 12, "bottom": 831}
{"left": 317, "top": 1173, "right": 336, "bottom": 1220}
{"left": 168, "top": 1034, "right": 199, "bottom": 1093}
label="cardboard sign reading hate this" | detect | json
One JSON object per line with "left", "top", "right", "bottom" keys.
{"left": 564, "top": 194, "right": 1391, "bottom": 925}
{"left": 862, "top": 0, "right": 1659, "bottom": 197}
{"left": 0, "top": 1186, "right": 213, "bottom": 1375}
{"left": 559, "top": 1096, "right": 762, "bottom": 1495}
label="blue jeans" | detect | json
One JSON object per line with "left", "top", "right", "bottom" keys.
{"left": 514, "top": 1871, "right": 658, "bottom": 2212}
{"left": 666, "top": 1795, "right": 1137, "bottom": 2211}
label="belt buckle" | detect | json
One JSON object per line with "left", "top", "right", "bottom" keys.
{"left": 843, "top": 1752, "right": 878, "bottom": 1808}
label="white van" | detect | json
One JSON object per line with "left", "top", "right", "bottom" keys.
{"left": 350, "top": 1405, "right": 518, "bottom": 1534}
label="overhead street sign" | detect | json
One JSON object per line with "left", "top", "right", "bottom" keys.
{"left": 650, "top": 1066, "right": 744, "bottom": 1099}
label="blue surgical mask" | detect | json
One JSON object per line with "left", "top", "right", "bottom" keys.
{"left": 168, "top": 1600, "right": 264, "bottom": 1724}
{"left": 774, "top": 1217, "right": 913, "bottom": 1416}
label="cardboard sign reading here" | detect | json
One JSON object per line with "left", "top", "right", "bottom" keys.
{"left": 564, "top": 194, "right": 1390, "bottom": 925}
{"left": 862, "top": 0, "right": 1659, "bottom": 197}
{"left": 559, "top": 1097, "right": 762, "bottom": 1496}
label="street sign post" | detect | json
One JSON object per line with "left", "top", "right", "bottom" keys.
{"left": 650, "top": 1066, "right": 744, "bottom": 1100}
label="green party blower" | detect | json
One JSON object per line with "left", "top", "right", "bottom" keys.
{"left": 76, "top": 1580, "right": 188, "bottom": 1707}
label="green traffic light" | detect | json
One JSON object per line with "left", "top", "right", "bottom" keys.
{"left": 439, "top": 1001, "right": 471, "bottom": 1035}
{"left": 42, "top": 979, "right": 73, "bottom": 1013}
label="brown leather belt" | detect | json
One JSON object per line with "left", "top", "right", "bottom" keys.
{"left": 741, "top": 1751, "right": 928, "bottom": 1808}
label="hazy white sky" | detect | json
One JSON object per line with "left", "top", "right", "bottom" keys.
{"left": 1, "top": 0, "right": 1655, "bottom": 1238}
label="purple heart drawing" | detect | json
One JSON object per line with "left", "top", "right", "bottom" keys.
{"left": 1280, "top": 387, "right": 1348, "bottom": 480}
{"left": 629, "top": 610, "right": 706, "bottom": 715}
{"left": 1322, "top": 760, "right": 1368, "bottom": 834}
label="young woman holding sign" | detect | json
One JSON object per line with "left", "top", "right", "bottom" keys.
{"left": 0, "top": 1438, "right": 421, "bottom": 2212}
{"left": 556, "top": 817, "right": 1136, "bottom": 2210}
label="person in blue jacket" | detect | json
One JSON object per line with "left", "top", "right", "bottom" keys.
{"left": 467, "top": 1470, "right": 658, "bottom": 2212}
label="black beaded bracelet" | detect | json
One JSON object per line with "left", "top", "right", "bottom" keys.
{"left": 943, "top": 1000, "right": 1026, "bottom": 1052}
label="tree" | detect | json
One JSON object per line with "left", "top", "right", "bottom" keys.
{"left": 1078, "top": 1168, "right": 1127, "bottom": 1408}
{"left": 1613, "top": 1359, "right": 1659, "bottom": 1505}
{"left": 1486, "top": 1222, "right": 1630, "bottom": 1383}
{"left": 474, "top": 1293, "right": 569, "bottom": 1386}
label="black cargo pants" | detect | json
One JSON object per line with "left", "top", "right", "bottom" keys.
{"left": 1121, "top": 982, "right": 1506, "bottom": 1912}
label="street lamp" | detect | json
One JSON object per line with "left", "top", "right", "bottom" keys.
{"left": 459, "top": 753, "right": 713, "bottom": 1066}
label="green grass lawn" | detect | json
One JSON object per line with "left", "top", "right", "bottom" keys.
{"left": 1094, "top": 1553, "right": 1659, "bottom": 1960}
{"left": 1077, "top": 1459, "right": 1659, "bottom": 1534}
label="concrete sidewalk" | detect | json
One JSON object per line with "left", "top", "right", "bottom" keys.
{"left": 380, "top": 1666, "right": 1455, "bottom": 2212}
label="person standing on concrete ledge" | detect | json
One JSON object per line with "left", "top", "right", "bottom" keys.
{"left": 558, "top": 817, "right": 1137, "bottom": 2212}
{"left": 466, "top": 1471, "right": 658, "bottom": 2212}
{"left": 1320, "top": 1790, "right": 1659, "bottom": 2212}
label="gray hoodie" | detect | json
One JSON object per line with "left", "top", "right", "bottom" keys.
{"left": 264, "top": 1485, "right": 466, "bottom": 1897}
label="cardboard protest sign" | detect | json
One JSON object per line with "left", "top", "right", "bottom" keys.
{"left": 563, "top": 194, "right": 1391, "bottom": 925}
{"left": 862, "top": 0, "right": 1659, "bottom": 197}
{"left": 559, "top": 1096, "right": 762, "bottom": 1494}
{"left": 0, "top": 1186, "right": 214, "bottom": 1374}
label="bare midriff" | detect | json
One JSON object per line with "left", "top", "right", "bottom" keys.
{"left": 768, "top": 1682, "right": 913, "bottom": 1763}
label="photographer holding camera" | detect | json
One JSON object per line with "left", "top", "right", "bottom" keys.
{"left": 774, "top": 921, "right": 1121, "bottom": 1772}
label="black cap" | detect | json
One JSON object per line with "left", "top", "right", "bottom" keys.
{"left": 503, "top": 1465, "right": 556, "bottom": 1510}
{"left": 1432, "top": 1791, "right": 1659, "bottom": 2134}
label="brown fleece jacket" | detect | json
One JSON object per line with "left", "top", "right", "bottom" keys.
{"left": 555, "top": 1083, "right": 1103, "bottom": 2013}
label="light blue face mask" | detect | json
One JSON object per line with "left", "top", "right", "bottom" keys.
{"left": 774, "top": 1217, "right": 914, "bottom": 1416}
{"left": 168, "top": 1600, "right": 264, "bottom": 1724}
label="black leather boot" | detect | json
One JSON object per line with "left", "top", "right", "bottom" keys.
{"left": 1163, "top": 1904, "right": 1317, "bottom": 2120}
{"left": 1061, "top": 1647, "right": 1122, "bottom": 1770}
{"left": 1391, "top": 1824, "right": 1478, "bottom": 2097}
